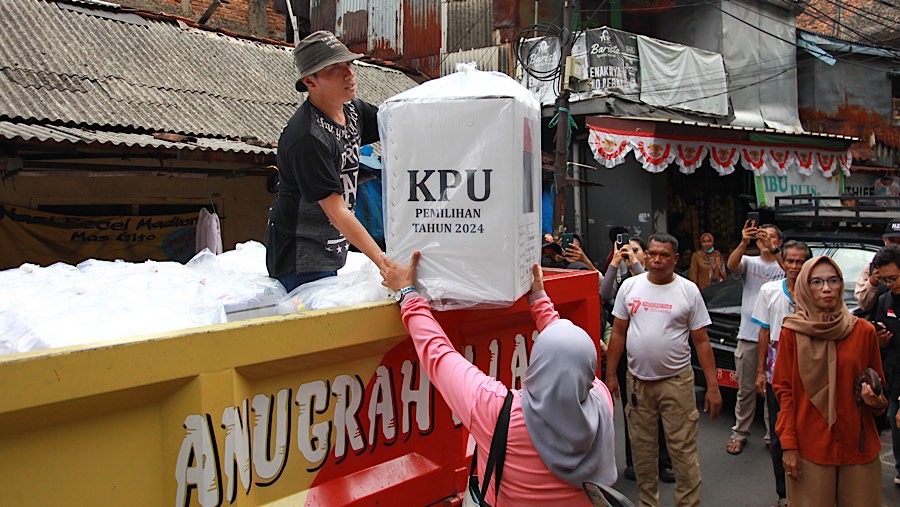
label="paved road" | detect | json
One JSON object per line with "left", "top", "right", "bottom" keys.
{"left": 607, "top": 389, "right": 900, "bottom": 506}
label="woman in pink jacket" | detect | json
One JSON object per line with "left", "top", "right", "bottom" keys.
{"left": 380, "top": 252, "right": 617, "bottom": 506}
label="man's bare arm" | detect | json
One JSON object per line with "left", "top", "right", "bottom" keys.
{"left": 319, "top": 192, "right": 385, "bottom": 269}
{"left": 604, "top": 317, "right": 629, "bottom": 399}
{"left": 756, "top": 327, "right": 770, "bottom": 396}
{"left": 726, "top": 221, "right": 755, "bottom": 275}
{"left": 690, "top": 327, "right": 723, "bottom": 419}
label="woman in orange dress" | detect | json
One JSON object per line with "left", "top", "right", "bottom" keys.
{"left": 772, "top": 256, "right": 888, "bottom": 507}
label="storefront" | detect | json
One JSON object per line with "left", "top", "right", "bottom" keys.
{"left": 571, "top": 115, "right": 854, "bottom": 262}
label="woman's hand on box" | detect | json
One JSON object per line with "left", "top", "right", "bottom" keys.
{"left": 380, "top": 251, "right": 420, "bottom": 291}
{"left": 531, "top": 263, "right": 544, "bottom": 294}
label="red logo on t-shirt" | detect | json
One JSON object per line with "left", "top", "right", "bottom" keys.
{"left": 629, "top": 299, "right": 642, "bottom": 315}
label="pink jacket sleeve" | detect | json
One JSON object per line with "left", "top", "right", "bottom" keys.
{"left": 399, "top": 291, "right": 612, "bottom": 430}
{"left": 399, "top": 296, "right": 507, "bottom": 430}
{"left": 528, "top": 290, "right": 560, "bottom": 331}
{"left": 398, "top": 291, "right": 560, "bottom": 428}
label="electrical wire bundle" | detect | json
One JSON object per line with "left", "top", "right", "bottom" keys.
{"left": 514, "top": 23, "right": 567, "bottom": 83}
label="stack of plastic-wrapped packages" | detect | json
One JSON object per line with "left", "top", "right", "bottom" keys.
{"left": 0, "top": 242, "right": 388, "bottom": 356}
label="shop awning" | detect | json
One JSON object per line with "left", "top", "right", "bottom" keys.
{"left": 586, "top": 116, "right": 855, "bottom": 177}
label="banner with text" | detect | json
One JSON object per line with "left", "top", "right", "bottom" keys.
{"left": 0, "top": 203, "right": 198, "bottom": 269}
{"left": 754, "top": 171, "right": 843, "bottom": 208}
{"left": 519, "top": 36, "right": 561, "bottom": 107}
{"left": 585, "top": 27, "right": 640, "bottom": 100}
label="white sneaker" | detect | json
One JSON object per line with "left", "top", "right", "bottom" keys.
{"left": 894, "top": 474, "right": 900, "bottom": 486}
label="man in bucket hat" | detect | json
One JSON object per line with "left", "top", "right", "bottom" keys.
{"left": 266, "top": 31, "right": 385, "bottom": 292}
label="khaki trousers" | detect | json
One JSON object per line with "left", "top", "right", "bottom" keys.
{"left": 626, "top": 368, "right": 701, "bottom": 507}
{"left": 731, "top": 339, "right": 759, "bottom": 440}
{"left": 786, "top": 456, "right": 881, "bottom": 507}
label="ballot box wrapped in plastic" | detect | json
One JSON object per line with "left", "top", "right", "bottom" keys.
{"left": 378, "top": 64, "right": 542, "bottom": 309}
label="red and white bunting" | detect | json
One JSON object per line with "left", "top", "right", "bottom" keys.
{"left": 587, "top": 126, "right": 852, "bottom": 176}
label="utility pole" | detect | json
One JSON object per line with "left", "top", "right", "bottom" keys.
{"left": 552, "top": 0, "right": 575, "bottom": 235}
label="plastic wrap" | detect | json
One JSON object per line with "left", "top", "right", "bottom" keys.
{"left": 276, "top": 253, "right": 389, "bottom": 313}
{"left": 186, "top": 243, "right": 286, "bottom": 316}
{"left": 0, "top": 241, "right": 281, "bottom": 355}
{"left": 378, "top": 63, "right": 542, "bottom": 310}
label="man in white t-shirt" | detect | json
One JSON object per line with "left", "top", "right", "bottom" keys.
{"left": 725, "top": 221, "right": 785, "bottom": 455}
{"left": 605, "top": 233, "right": 722, "bottom": 507}
{"left": 750, "top": 240, "right": 810, "bottom": 507}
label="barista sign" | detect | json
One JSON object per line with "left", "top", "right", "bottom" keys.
{"left": 585, "top": 27, "right": 640, "bottom": 99}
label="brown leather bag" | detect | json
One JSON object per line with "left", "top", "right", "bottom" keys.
{"left": 853, "top": 368, "right": 883, "bottom": 451}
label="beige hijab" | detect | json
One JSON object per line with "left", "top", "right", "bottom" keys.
{"left": 781, "top": 256, "right": 857, "bottom": 427}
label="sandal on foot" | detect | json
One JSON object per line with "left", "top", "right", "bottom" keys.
{"left": 726, "top": 437, "right": 745, "bottom": 455}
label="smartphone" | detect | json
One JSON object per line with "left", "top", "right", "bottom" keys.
{"left": 616, "top": 233, "right": 627, "bottom": 246}
{"left": 560, "top": 232, "right": 575, "bottom": 250}
{"left": 747, "top": 211, "right": 760, "bottom": 227}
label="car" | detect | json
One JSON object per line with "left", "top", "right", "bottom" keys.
{"left": 691, "top": 234, "right": 882, "bottom": 390}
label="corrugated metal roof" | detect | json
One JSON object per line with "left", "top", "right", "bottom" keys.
{"left": 444, "top": 0, "right": 493, "bottom": 52}
{"left": 367, "top": 0, "right": 402, "bottom": 59}
{"left": 0, "top": 121, "right": 277, "bottom": 155}
{"left": 402, "top": 0, "right": 442, "bottom": 60}
{"left": 589, "top": 115, "right": 859, "bottom": 142}
{"left": 0, "top": 0, "right": 418, "bottom": 146}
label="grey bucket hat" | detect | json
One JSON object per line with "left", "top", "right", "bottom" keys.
{"left": 293, "top": 31, "right": 363, "bottom": 85}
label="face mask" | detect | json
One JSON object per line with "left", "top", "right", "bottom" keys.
{"left": 705, "top": 247, "right": 714, "bottom": 253}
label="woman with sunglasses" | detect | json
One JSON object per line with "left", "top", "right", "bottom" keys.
{"left": 772, "top": 256, "right": 888, "bottom": 506}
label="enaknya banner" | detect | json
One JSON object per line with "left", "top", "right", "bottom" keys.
{"left": 584, "top": 27, "right": 640, "bottom": 100}
{"left": 587, "top": 126, "right": 852, "bottom": 176}
{"left": 0, "top": 203, "right": 198, "bottom": 269}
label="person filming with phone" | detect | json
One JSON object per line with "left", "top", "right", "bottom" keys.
{"left": 866, "top": 244, "right": 900, "bottom": 486}
{"left": 725, "top": 215, "right": 785, "bottom": 456}
{"left": 562, "top": 233, "right": 600, "bottom": 272}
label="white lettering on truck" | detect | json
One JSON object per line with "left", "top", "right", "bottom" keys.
{"left": 174, "top": 331, "right": 539, "bottom": 505}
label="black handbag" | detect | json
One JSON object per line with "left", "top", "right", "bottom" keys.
{"left": 854, "top": 367, "right": 885, "bottom": 451}
{"left": 466, "top": 390, "right": 513, "bottom": 507}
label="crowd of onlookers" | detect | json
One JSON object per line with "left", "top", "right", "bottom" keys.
{"left": 537, "top": 218, "right": 900, "bottom": 507}
{"left": 259, "top": 29, "right": 898, "bottom": 506}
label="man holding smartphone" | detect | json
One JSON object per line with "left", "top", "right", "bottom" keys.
{"left": 854, "top": 219, "right": 900, "bottom": 315}
{"left": 725, "top": 217, "right": 785, "bottom": 455}
{"left": 867, "top": 244, "right": 900, "bottom": 486}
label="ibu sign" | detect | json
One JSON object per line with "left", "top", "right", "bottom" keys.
{"left": 378, "top": 68, "right": 542, "bottom": 309}
{"left": 755, "top": 171, "right": 841, "bottom": 207}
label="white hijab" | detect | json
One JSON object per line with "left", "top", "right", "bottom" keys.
{"left": 520, "top": 319, "right": 617, "bottom": 488}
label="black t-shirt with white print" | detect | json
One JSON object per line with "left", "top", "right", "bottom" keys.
{"left": 266, "top": 97, "right": 379, "bottom": 278}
